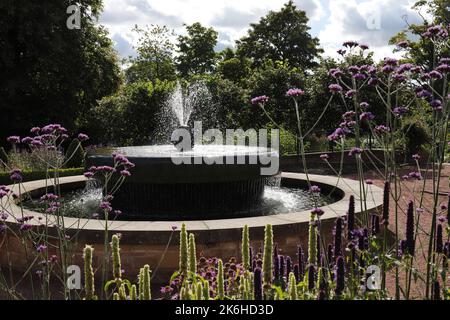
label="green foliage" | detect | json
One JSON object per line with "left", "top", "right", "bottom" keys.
{"left": 280, "top": 129, "right": 298, "bottom": 155}
{"left": 247, "top": 60, "right": 304, "bottom": 132}
{"left": 82, "top": 79, "right": 175, "bottom": 145}
{"left": 237, "top": 0, "right": 322, "bottom": 70}
{"left": 7, "top": 148, "right": 65, "bottom": 171}
{"left": 262, "top": 224, "right": 273, "bottom": 286}
{"left": 176, "top": 23, "right": 218, "bottom": 78}
{"left": 65, "top": 139, "right": 85, "bottom": 168}
{"left": 125, "top": 25, "right": 177, "bottom": 83}
{"left": 179, "top": 223, "right": 188, "bottom": 275}
{"left": 402, "top": 117, "right": 431, "bottom": 156}
{"left": 83, "top": 245, "right": 96, "bottom": 300}
{"left": 0, "top": 168, "right": 83, "bottom": 185}
{"left": 0, "top": 0, "right": 121, "bottom": 146}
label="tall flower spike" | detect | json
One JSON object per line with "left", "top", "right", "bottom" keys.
{"left": 406, "top": 201, "right": 415, "bottom": 256}
{"left": 130, "top": 285, "right": 137, "bottom": 300}
{"left": 382, "top": 182, "right": 390, "bottom": 225}
{"left": 297, "top": 245, "right": 305, "bottom": 276}
{"left": 179, "top": 223, "right": 188, "bottom": 275}
{"left": 142, "top": 264, "right": 151, "bottom": 300}
{"left": 217, "top": 259, "right": 225, "bottom": 299}
{"left": 347, "top": 195, "right": 355, "bottom": 239}
{"left": 196, "top": 282, "right": 203, "bottom": 300}
{"left": 436, "top": 224, "right": 443, "bottom": 254}
{"left": 327, "top": 244, "right": 333, "bottom": 268}
{"left": 316, "top": 233, "right": 322, "bottom": 267}
{"left": 288, "top": 272, "right": 298, "bottom": 300}
{"left": 242, "top": 225, "right": 250, "bottom": 270}
{"left": 286, "top": 256, "right": 292, "bottom": 276}
{"left": 254, "top": 267, "right": 263, "bottom": 300}
{"left": 83, "top": 245, "right": 95, "bottom": 300}
{"left": 188, "top": 233, "right": 197, "bottom": 274}
{"left": 273, "top": 254, "right": 280, "bottom": 281}
{"left": 262, "top": 224, "right": 273, "bottom": 286}
{"left": 371, "top": 214, "right": 380, "bottom": 235}
{"left": 279, "top": 255, "right": 285, "bottom": 280}
{"left": 308, "top": 216, "right": 317, "bottom": 265}
{"left": 111, "top": 234, "right": 122, "bottom": 280}
{"left": 203, "top": 280, "right": 210, "bottom": 300}
{"left": 334, "top": 256, "right": 345, "bottom": 296}
{"left": 334, "top": 218, "right": 343, "bottom": 259}
{"left": 118, "top": 284, "right": 127, "bottom": 300}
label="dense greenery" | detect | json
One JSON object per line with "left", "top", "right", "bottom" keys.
{"left": 0, "top": 0, "right": 121, "bottom": 147}
{"left": 1, "top": 0, "right": 446, "bottom": 154}
{"left": 0, "top": 168, "right": 83, "bottom": 185}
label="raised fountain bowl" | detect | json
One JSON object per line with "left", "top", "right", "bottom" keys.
{"left": 87, "top": 145, "right": 280, "bottom": 219}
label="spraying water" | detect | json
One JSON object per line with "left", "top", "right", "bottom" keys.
{"left": 153, "top": 81, "right": 218, "bottom": 143}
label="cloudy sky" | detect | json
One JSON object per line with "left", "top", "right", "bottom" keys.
{"left": 98, "top": 0, "right": 426, "bottom": 62}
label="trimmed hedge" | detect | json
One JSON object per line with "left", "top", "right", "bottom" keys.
{"left": 0, "top": 168, "right": 84, "bottom": 185}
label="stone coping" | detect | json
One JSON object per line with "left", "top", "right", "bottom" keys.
{"left": 4, "top": 173, "right": 383, "bottom": 233}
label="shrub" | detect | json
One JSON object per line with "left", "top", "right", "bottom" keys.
{"left": 7, "top": 148, "right": 64, "bottom": 171}
{"left": 0, "top": 168, "right": 84, "bottom": 185}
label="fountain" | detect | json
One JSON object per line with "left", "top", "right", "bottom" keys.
{"left": 86, "top": 82, "right": 280, "bottom": 219}
{"left": 4, "top": 82, "right": 384, "bottom": 286}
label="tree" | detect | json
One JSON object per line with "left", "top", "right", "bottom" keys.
{"left": 236, "top": 1, "right": 322, "bottom": 70}
{"left": 82, "top": 80, "right": 175, "bottom": 146}
{"left": 246, "top": 60, "right": 305, "bottom": 132}
{"left": 216, "top": 49, "right": 251, "bottom": 83}
{"left": 125, "top": 25, "right": 177, "bottom": 83}
{"left": 176, "top": 23, "right": 218, "bottom": 78}
{"left": 0, "top": 0, "right": 121, "bottom": 147}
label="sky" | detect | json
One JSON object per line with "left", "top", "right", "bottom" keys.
{"left": 98, "top": 0, "right": 426, "bottom": 62}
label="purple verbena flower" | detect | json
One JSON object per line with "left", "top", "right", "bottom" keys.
{"left": 286, "top": 88, "right": 305, "bottom": 97}
{"left": 328, "top": 84, "right": 343, "bottom": 93}
{"left": 7, "top": 136, "right": 20, "bottom": 144}
{"left": 77, "top": 133, "right": 89, "bottom": 141}
{"left": 251, "top": 95, "right": 269, "bottom": 105}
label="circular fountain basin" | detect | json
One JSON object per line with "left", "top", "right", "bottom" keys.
{"left": 1, "top": 173, "right": 383, "bottom": 285}
{"left": 87, "top": 145, "right": 280, "bottom": 219}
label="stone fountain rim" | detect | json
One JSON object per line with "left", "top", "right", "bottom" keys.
{"left": 4, "top": 172, "right": 383, "bottom": 233}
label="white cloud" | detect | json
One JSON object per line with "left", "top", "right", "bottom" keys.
{"left": 318, "top": 0, "right": 422, "bottom": 60}
{"left": 100, "top": 0, "right": 423, "bottom": 62}
{"left": 100, "top": 0, "right": 326, "bottom": 57}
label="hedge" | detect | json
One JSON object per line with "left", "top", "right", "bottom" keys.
{"left": 0, "top": 168, "right": 84, "bottom": 185}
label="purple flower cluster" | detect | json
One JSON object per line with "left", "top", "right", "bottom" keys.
{"left": 251, "top": 95, "right": 269, "bottom": 105}
{"left": 348, "top": 147, "right": 363, "bottom": 156}
{"left": 10, "top": 169, "right": 22, "bottom": 183}
{"left": 285, "top": 88, "right": 305, "bottom": 97}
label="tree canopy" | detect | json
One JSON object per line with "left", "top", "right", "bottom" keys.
{"left": 0, "top": 0, "right": 121, "bottom": 146}
{"left": 176, "top": 23, "right": 218, "bottom": 78}
{"left": 236, "top": 1, "right": 322, "bottom": 70}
